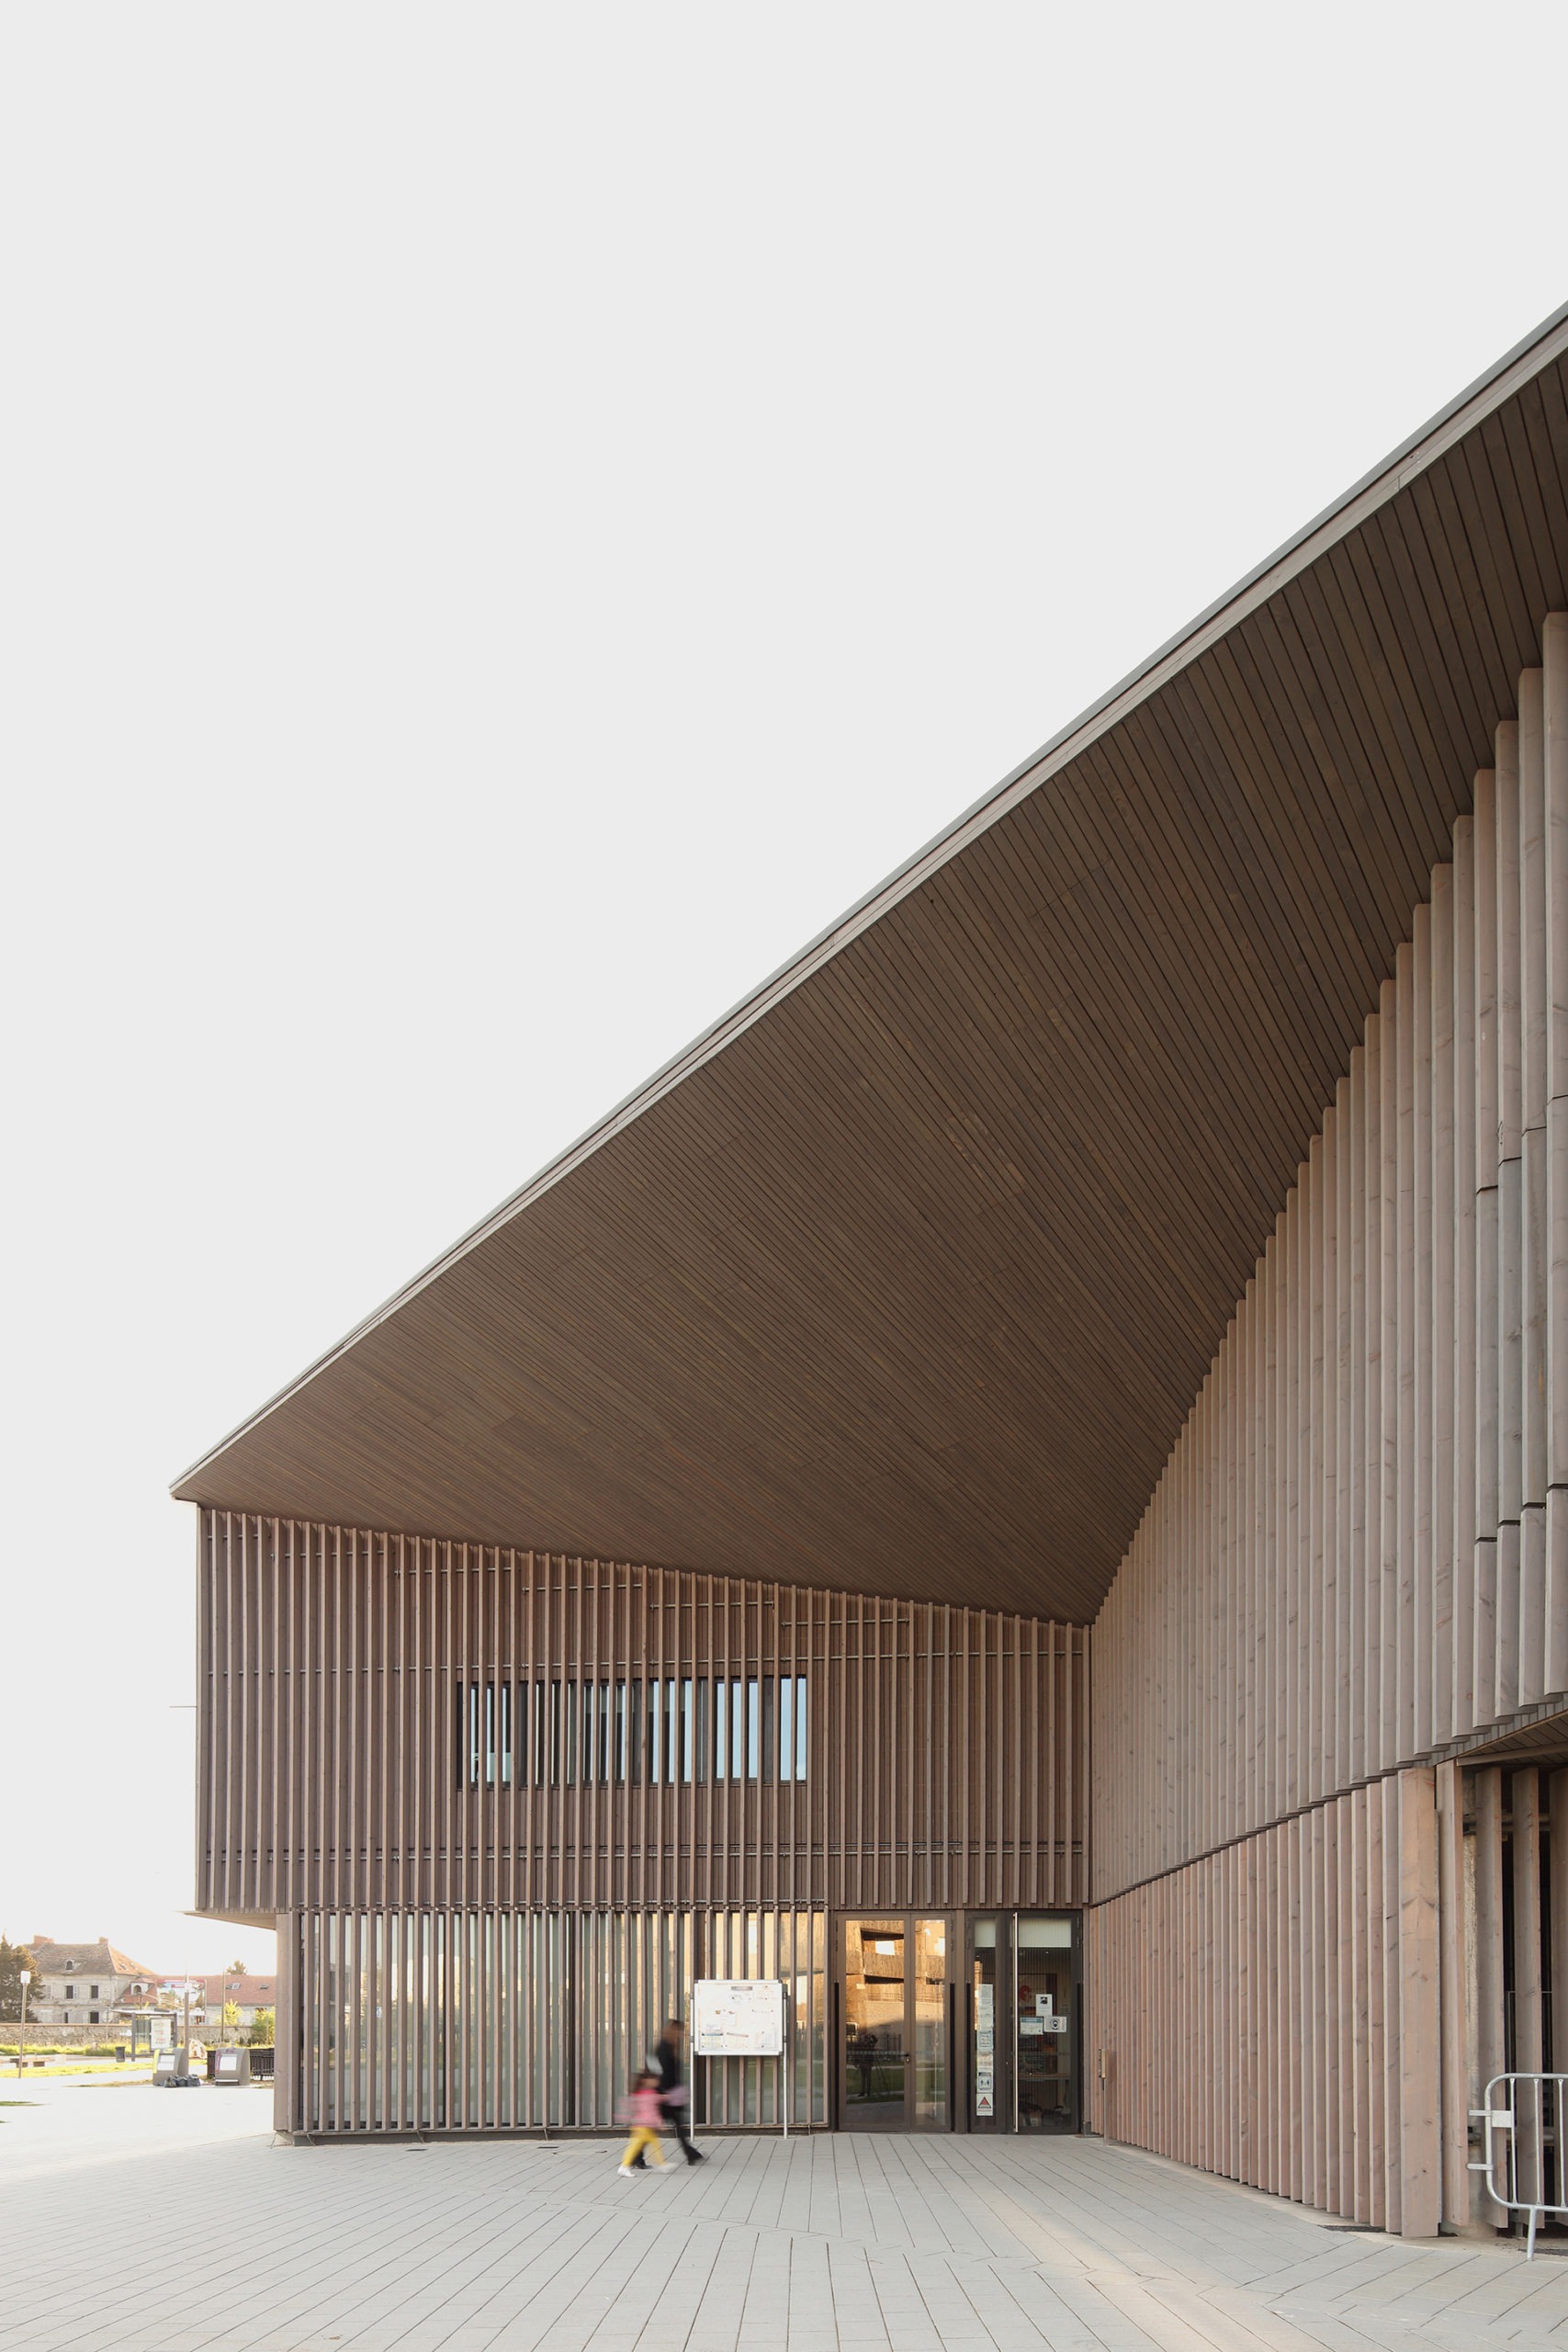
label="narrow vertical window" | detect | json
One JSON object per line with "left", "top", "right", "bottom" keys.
{"left": 499, "top": 1681, "right": 512, "bottom": 1785}
{"left": 795, "top": 1676, "right": 808, "bottom": 1780}
{"left": 747, "top": 1679, "right": 761, "bottom": 1780}
{"left": 615, "top": 1680, "right": 627, "bottom": 1783}
{"left": 628, "top": 1679, "right": 643, "bottom": 1783}
{"left": 761, "top": 1677, "right": 774, "bottom": 1783}
{"left": 666, "top": 1679, "right": 679, "bottom": 1783}
{"left": 715, "top": 1679, "right": 728, "bottom": 1781}
{"left": 694, "top": 1678, "right": 709, "bottom": 1783}
{"left": 731, "top": 1679, "right": 745, "bottom": 1780}
{"left": 649, "top": 1679, "right": 661, "bottom": 1784}
{"left": 513, "top": 1681, "right": 529, "bottom": 1784}
{"left": 581, "top": 1680, "right": 595, "bottom": 1785}
{"left": 779, "top": 1675, "right": 794, "bottom": 1782}
{"left": 484, "top": 1682, "right": 497, "bottom": 1787}
{"left": 549, "top": 1680, "right": 562, "bottom": 1785}
{"left": 682, "top": 1679, "right": 694, "bottom": 1783}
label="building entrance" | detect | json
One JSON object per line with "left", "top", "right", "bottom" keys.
{"left": 964, "top": 1913, "right": 1079, "bottom": 2132}
{"left": 837, "top": 1916, "right": 952, "bottom": 2130}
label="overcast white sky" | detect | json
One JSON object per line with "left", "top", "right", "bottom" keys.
{"left": 3, "top": 3, "right": 1566, "bottom": 1977}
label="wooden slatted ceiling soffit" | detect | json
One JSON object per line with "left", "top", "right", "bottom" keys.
{"left": 175, "top": 312, "right": 1568, "bottom": 1623}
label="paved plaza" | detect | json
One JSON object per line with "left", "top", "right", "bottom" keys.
{"left": 5, "top": 2081, "right": 1568, "bottom": 2350}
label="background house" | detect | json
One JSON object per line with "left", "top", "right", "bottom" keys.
{"left": 26, "top": 1937, "right": 161, "bottom": 2030}
{"left": 197, "top": 1970, "right": 276, "bottom": 2038}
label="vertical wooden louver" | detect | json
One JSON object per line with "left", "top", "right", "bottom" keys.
{"left": 1093, "top": 615, "right": 1568, "bottom": 1900}
{"left": 197, "top": 1510, "right": 1089, "bottom": 1920}
{"left": 1085, "top": 614, "right": 1568, "bottom": 2232}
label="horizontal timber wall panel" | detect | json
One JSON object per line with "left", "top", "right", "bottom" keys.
{"left": 1084, "top": 1770, "right": 1445, "bottom": 2234}
{"left": 1093, "top": 616, "right": 1568, "bottom": 1897}
{"left": 198, "top": 1510, "right": 1087, "bottom": 1918}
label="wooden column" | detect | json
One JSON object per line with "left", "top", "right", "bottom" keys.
{"left": 1453, "top": 816, "right": 1478, "bottom": 1732}
{"left": 1397, "top": 1768, "right": 1441, "bottom": 2238}
{"left": 1544, "top": 619, "right": 1568, "bottom": 1690}
{"left": 1474, "top": 1766, "right": 1506, "bottom": 2103}
{"left": 1521, "top": 672, "right": 1549, "bottom": 1701}
{"left": 1514, "top": 1767, "right": 1545, "bottom": 2211}
{"left": 1435, "top": 1762, "right": 1469, "bottom": 2230}
{"left": 1498, "top": 721, "right": 1525, "bottom": 1717}
{"left": 1475, "top": 770, "right": 1501, "bottom": 1722}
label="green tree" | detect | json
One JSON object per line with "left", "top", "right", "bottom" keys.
{"left": 0, "top": 1939, "right": 42, "bottom": 2025}
{"left": 246, "top": 2007, "right": 276, "bottom": 2047}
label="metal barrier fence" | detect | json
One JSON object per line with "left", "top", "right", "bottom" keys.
{"left": 1470, "top": 2074, "right": 1568, "bottom": 2256}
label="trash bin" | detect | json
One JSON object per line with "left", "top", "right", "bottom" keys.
{"left": 212, "top": 2047, "right": 252, "bottom": 2086}
{"left": 152, "top": 2051, "right": 190, "bottom": 2087}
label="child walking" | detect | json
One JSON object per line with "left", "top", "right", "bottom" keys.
{"left": 617, "top": 2069, "right": 665, "bottom": 2173}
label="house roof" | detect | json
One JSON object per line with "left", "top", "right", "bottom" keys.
{"left": 28, "top": 1939, "right": 157, "bottom": 1981}
{"left": 199, "top": 1973, "right": 276, "bottom": 2006}
{"left": 174, "top": 302, "right": 1568, "bottom": 1623}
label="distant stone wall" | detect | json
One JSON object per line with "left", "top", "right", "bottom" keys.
{"left": 0, "top": 2019, "right": 141, "bottom": 2048}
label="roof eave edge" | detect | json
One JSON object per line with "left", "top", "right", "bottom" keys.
{"left": 171, "top": 294, "right": 1568, "bottom": 1501}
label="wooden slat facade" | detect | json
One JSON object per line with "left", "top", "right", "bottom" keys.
{"left": 280, "top": 1907, "right": 829, "bottom": 2136}
{"left": 1076, "top": 610, "right": 1568, "bottom": 2230}
{"left": 1083, "top": 1770, "right": 1442, "bottom": 2234}
{"left": 180, "top": 322, "right": 1568, "bottom": 2202}
{"left": 197, "top": 1509, "right": 1088, "bottom": 1923}
{"left": 1092, "top": 616, "right": 1568, "bottom": 1899}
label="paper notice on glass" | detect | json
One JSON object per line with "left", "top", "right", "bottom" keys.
{"left": 976, "top": 2028, "right": 993, "bottom": 2054}
{"left": 976, "top": 2070, "right": 994, "bottom": 2118}
{"left": 976, "top": 1985, "right": 993, "bottom": 2024}
{"left": 1035, "top": 1995, "right": 1053, "bottom": 2018}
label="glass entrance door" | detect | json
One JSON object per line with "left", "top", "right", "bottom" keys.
{"left": 965, "top": 1913, "right": 1078, "bottom": 2132}
{"left": 839, "top": 1916, "right": 951, "bottom": 2129}
{"left": 1014, "top": 1916, "right": 1075, "bottom": 2130}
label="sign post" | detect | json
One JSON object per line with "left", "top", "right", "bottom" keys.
{"left": 692, "top": 1978, "right": 788, "bottom": 2140}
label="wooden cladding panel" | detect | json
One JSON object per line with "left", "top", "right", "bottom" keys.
{"left": 280, "top": 1908, "right": 827, "bottom": 2136}
{"left": 1085, "top": 1770, "right": 1446, "bottom": 2235}
{"left": 175, "top": 345, "right": 1568, "bottom": 1628}
{"left": 1093, "top": 616, "right": 1568, "bottom": 1899}
{"left": 197, "top": 1510, "right": 1087, "bottom": 1920}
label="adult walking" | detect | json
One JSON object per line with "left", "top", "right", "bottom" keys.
{"left": 630, "top": 2016, "right": 704, "bottom": 2166}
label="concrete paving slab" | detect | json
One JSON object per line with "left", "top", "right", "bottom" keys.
{"left": 6, "top": 2083, "right": 1568, "bottom": 2349}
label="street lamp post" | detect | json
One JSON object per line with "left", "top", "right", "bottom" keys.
{"left": 17, "top": 1970, "right": 30, "bottom": 2078}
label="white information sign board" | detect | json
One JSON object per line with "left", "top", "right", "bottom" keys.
{"left": 692, "top": 1977, "right": 784, "bottom": 2059}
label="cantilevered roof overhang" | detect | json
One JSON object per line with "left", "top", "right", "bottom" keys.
{"left": 175, "top": 304, "right": 1568, "bottom": 1623}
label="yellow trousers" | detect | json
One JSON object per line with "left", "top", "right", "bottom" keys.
{"left": 621, "top": 2125, "right": 664, "bottom": 2166}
